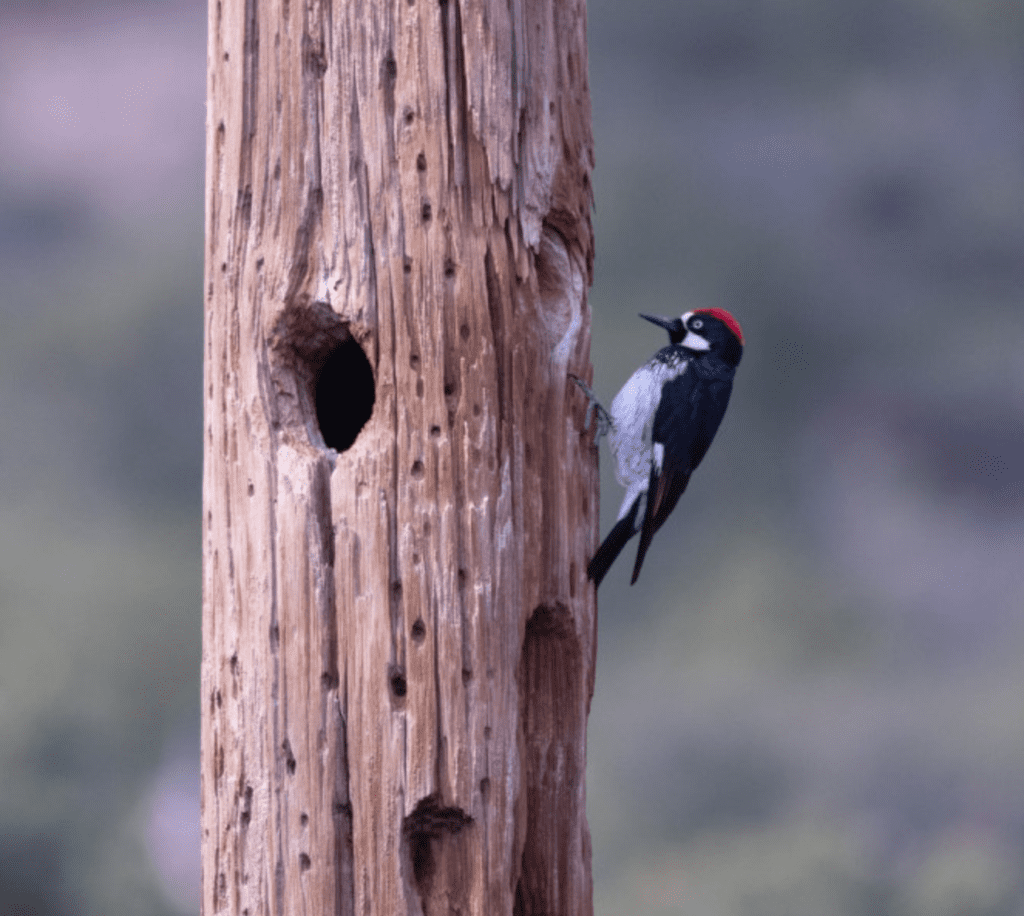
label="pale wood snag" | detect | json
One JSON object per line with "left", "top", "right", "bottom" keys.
{"left": 202, "top": 0, "right": 597, "bottom": 912}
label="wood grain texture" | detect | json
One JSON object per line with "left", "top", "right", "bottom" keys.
{"left": 202, "top": 0, "right": 596, "bottom": 913}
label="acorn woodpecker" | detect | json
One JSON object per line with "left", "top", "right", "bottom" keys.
{"left": 574, "top": 308, "right": 744, "bottom": 586}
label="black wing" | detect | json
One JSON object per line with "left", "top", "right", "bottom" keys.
{"left": 630, "top": 371, "right": 734, "bottom": 584}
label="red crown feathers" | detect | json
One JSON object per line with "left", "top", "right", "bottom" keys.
{"left": 694, "top": 308, "right": 744, "bottom": 345}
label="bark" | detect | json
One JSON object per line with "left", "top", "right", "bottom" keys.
{"left": 201, "top": 0, "right": 596, "bottom": 913}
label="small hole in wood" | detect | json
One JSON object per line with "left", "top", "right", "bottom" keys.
{"left": 389, "top": 667, "right": 407, "bottom": 697}
{"left": 421, "top": 200, "right": 432, "bottom": 222}
{"left": 411, "top": 618, "right": 426, "bottom": 643}
{"left": 416, "top": 152, "right": 427, "bottom": 171}
{"left": 240, "top": 786, "right": 253, "bottom": 825}
{"left": 315, "top": 337, "right": 375, "bottom": 452}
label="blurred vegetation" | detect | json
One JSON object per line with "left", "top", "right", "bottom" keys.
{"left": 1, "top": 0, "right": 1022, "bottom": 913}
{"left": 0, "top": 196, "right": 203, "bottom": 913}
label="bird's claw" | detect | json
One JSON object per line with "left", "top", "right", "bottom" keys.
{"left": 569, "top": 374, "right": 612, "bottom": 441}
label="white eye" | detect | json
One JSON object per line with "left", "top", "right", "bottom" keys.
{"left": 691, "top": 318, "right": 703, "bottom": 330}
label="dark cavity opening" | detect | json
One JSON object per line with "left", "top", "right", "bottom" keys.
{"left": 315, "top": 337, "right": 375, "bottom": 452}
{"left": 402, "top": 795, "right": 473, "bottom": 909}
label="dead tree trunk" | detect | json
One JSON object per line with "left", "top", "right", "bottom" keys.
{"left": 202, "top": 0, "right": 596, "bottom": 913}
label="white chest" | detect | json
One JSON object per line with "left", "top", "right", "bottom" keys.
{"left": 607, "top": 355, "right": 688, "bottom": 489}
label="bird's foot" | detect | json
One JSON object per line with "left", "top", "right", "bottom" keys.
{"left": 568, "top": 374, "right": 612, "bottom": 441}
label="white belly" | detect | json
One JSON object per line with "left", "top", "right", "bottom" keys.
{"left": 607, "top": 357, "right": 687, "bottom": 519}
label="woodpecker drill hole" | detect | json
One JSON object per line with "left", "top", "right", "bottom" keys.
{"left": 411, "top": 618, "right": 426, "bottom": 643}
{"left": 315, "top": 337, "right": 375, "bottom": 452}
{"left": 389, "top": 667, "right": 408, "bottom": 698}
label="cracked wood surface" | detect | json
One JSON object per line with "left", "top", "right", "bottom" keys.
{"left": 202, "top": 0, "right": 596, "bottom": 913}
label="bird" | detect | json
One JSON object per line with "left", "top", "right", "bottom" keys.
{"left": 573, "top": 308, "right": 744, "bottom": 586}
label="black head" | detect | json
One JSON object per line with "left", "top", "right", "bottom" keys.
{"left": 640, "top": 308, "right": 744, "bottom": 368}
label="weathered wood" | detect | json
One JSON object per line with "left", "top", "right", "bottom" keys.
{"left": 201, "top": 0, "right": 596, "bottom": 913}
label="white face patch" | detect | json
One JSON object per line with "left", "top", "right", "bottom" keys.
{"left": 682, "top": 330, "right": 711, "bottom": 351}
{"left": 653, "top": 441, "right": 665, "bottom": 471}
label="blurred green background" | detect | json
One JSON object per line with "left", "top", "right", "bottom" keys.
{"left": 1, "top": 0, "right": 1022, "bottom": 913}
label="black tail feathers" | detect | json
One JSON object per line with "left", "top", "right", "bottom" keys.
{"left": 586, "top": 500, "right": 640, "bottom": 587}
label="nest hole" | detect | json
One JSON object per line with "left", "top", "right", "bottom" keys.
{"left": 315, "top": 337, "right": 375, "bottom": 452}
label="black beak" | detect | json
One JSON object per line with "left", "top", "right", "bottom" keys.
{"left": 639, "top": 313, "right": 679, "bottom": 332}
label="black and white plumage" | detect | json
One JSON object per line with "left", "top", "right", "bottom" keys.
{"left": 579, "top": 308, "right": 744, "bottom": 586}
